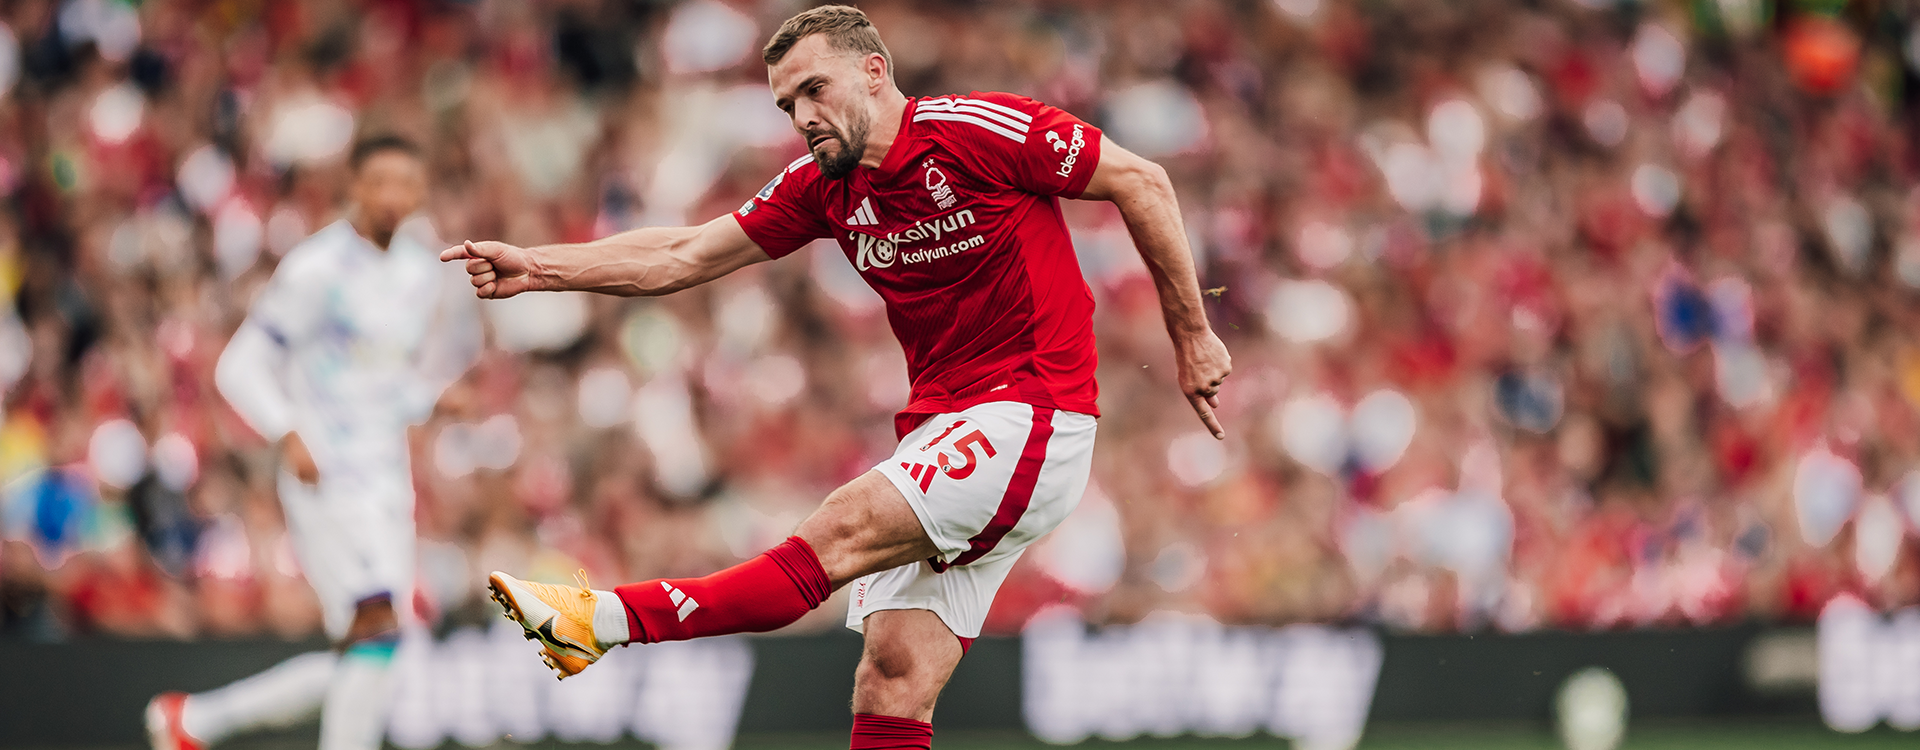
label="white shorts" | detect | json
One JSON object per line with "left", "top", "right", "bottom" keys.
{"left": 277, "top": 467, "right": 416, "bottom": 641}
{"left": 849, "top": 401, "right": 1096, "bottom": 639}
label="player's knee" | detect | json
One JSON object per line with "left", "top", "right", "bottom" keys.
{"left": 853, "top": 648, "right": 946, "bottom": 712}
{"left": 855, "top": 626, "right": 956, "bottom": 693}
{"left": 796, "top": 473, "right": 934, "bottom": 586}
{"left": 857, "top": 644, "right": 919, "bottom": 683}
{"left": 339, "top": 594, "right": 399, "bottom": 647}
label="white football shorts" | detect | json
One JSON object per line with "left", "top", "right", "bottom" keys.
{"left": 851, "top": 400, "right": 1097, "bottom": 639}
{"left": 277, "top": 458, "right": 416, "bottom": 641}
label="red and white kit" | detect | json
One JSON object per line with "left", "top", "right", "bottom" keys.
{"left": 735, "top": 92, "right": 1105, "bottom": 637}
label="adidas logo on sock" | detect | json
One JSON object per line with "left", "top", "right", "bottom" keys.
{"left": 660, "top": 581, "right": 700, "bottom": 622}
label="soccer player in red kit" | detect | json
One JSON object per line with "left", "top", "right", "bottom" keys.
{"left": 443, "top": 6, "right": 1230, "bottom": 747}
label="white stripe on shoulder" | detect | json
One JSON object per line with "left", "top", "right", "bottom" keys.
{"left": 785, "top": 154, "right": 817, "bottom": 173}
{"left": 912, "top": 112, "right": 1028, "bottom": 143}
{"left": 917, "top": 99, "right": 1029, "bottom": 133}
{"left": 953, "top": 96, "right": 1034, "bottom": 123}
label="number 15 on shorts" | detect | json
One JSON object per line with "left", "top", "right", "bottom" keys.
{"left": 901, "top": 420, "right": 998, "bottom": 491}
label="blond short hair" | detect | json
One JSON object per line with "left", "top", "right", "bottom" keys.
{"left": 762, "top": 4, "right": 893, "bottom": 78}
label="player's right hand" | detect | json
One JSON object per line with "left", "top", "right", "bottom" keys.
{"left": 440, "top": 240, "right": 540, "bottom": 299}
{"left": 281, "top": 432, "right": 320, "bottom": 485}
{"left": 1176, "top": 330, "right": 1232, "bottom": 440}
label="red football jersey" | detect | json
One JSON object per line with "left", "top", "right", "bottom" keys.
{"left": 734, "top": 92, "right": 1104, "bottom": 437}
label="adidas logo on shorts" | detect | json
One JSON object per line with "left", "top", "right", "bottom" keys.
{"left": 900, "top": 461, "right": 937, "bottom": 493}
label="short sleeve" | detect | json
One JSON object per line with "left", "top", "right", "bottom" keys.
{"left": 248, "top": 247, "right": 324, "bottom": 346}
{"left": 935, "top": 93, "right": 1104, "bottom": 199}
{"left": 733, "top": 155, "right": 833, "bottom": 259}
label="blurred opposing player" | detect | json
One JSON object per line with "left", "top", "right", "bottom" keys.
{"left": 144, "top": 137, "right": 481, "bottom": 750}
{"left": 446, "top": 6, "right": 1228, "bottom": 749}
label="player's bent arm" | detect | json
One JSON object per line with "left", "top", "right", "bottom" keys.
{"left": 214, "top": 323, "right": 299, "bottom": 442}
{"left": 1077, "top": 138, "right": 1210, "bottom": 337}
{"left": 443, "top": 214, "right": 770, "bottom": 299}
{"left": 1077, "top": 137, "right": 1233, "bottom": 437}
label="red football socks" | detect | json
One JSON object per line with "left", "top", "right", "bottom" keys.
{"left": 851, "top": 714, "right": 933, "bottom": 750}
{"left": 613, "top": 536, "right": 833, "bottom": 643}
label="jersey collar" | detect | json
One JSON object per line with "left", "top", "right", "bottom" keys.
{"left": 870, "top": 97, "right": 919, "bottom": 179}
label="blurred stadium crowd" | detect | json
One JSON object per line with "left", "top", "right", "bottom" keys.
{"left": 3, "top": 0, "right": 1920, "bottom": 641}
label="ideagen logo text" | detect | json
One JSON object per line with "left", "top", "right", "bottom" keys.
{"left": 1052, "top": 124, "right": 1086, "bottom": 178}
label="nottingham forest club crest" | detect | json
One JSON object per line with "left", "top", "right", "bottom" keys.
{"left": 922, "top": 159, "right": 958, "bottom": 210}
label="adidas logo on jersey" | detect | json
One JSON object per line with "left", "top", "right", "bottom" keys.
{"left": 660, "top": 581, "right": 700, "bottom": 622}
{"left": 847, "top": 196, "right": 880, "bottom": 226}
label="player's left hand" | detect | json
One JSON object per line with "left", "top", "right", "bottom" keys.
{"left": 1176, "top": 331, "right": 1232, "bottom": 439}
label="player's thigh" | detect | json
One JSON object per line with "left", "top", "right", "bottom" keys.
{"left": 277, "top": 472, "right": 360, "bottom": 640}
{"left": 851, "top": 608, "right": 965, "bottom": 721}
{"left": 336, "top": 474, "right": 417, "bottom": 629}
{"left": 279, "top": 470, "right": 415, "bottom": 640}
{"left": 846, "top": 545, "right": 1024, "bottom": 639}
{"left": 794, "top": 471, "right": 940, "bottom": 589}
{"left": 800, "top": 403, "right": 1094, "bottom": 591}
{"left": 876, "top": 402, "right": 1096, "bottom": 567}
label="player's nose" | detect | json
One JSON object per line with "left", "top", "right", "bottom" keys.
{"left": 792, "top": 102, "right": 822, "bottom": 131}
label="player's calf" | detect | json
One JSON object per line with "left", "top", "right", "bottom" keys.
{"left": 488, "top": 471, "right": 935, "bottom": 678}
{"left": 319, "top": 596, "right": 403, "bottom": 750}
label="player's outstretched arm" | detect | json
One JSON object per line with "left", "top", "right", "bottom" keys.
{"left": 439, "top": 214, "right": 770, "bottom": 299}
{"left": 1078, "top": 137, "right": 1233, "bottom": 439}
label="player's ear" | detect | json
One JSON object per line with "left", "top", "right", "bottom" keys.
{"left": 866, "top": 52, "right": 887, "bottom": 92}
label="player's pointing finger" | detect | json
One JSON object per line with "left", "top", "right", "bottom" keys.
{"left": 439, "top": 244, "right": 471, "bottom": 262}
{"left": 1189, "top": 393, "right": 1225, "bottom": 439}
{"left": 465, "top": 239, "right": 503, "bottom": 260}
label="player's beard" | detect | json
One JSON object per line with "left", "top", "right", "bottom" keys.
{"left": 810, "top": 110, "right": 869, "bottom": 181}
